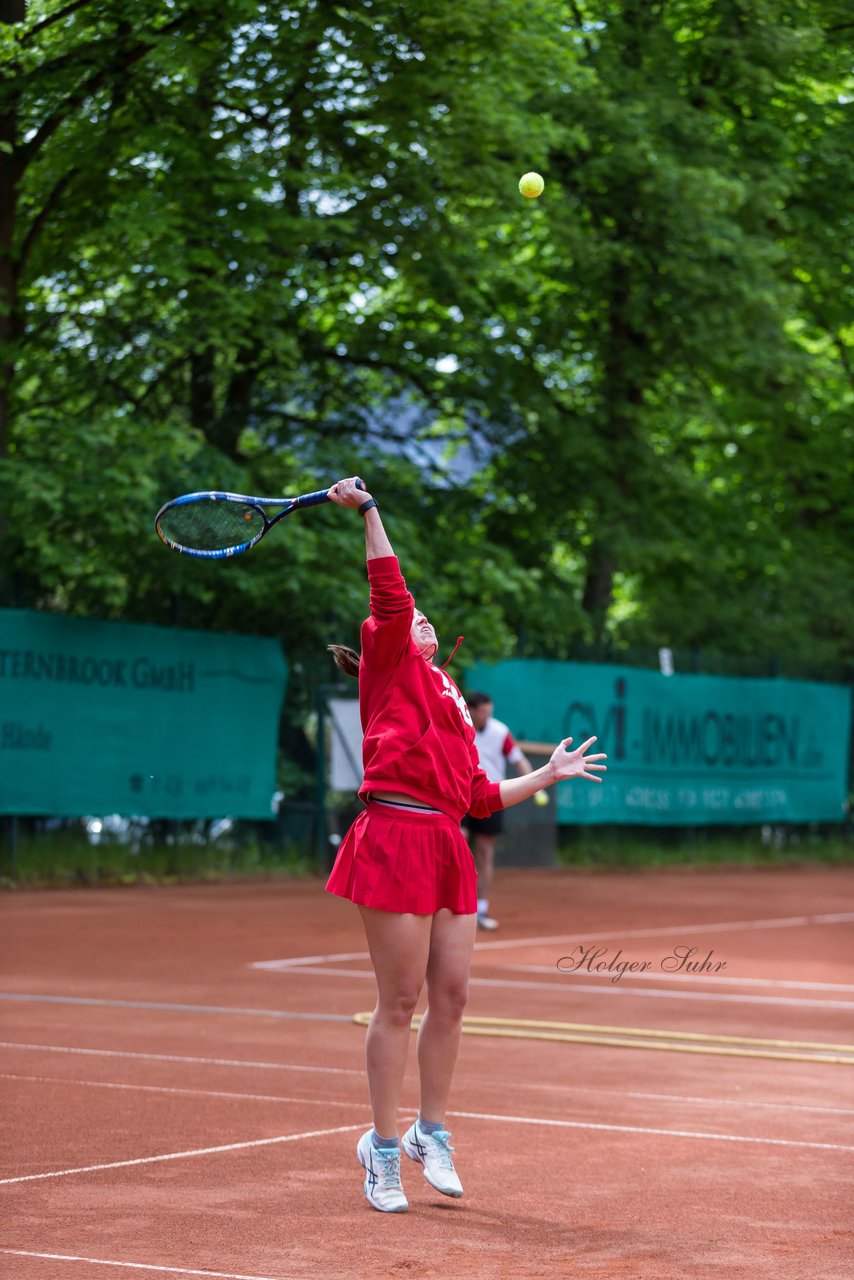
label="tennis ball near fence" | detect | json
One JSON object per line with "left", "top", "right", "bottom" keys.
{"left": 519, "top": 171, "right": 544, "bottom": 198}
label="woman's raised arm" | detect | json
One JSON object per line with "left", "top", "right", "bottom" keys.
{"left": 327, "top": 476, "right": 394, "bottom": 560}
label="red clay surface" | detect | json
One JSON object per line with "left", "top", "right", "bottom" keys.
{"left": 2, "top": 865, "right": 853, "bottom": 1280}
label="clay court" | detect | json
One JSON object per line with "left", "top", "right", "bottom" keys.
{"left": 2, "top": 864, "right": 853, "bottom": 1280}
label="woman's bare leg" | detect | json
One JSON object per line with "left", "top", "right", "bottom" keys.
{"left": 358, "top": 906, "right": 432, "bottom": 1137}
{"left": 416, "top": 909, "right": 477, "bottom": 1123}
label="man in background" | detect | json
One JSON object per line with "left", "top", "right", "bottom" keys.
{"left": 462, "top": 692, "right": 534, "bottom": 930}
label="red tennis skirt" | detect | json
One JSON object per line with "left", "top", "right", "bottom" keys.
{"left": 325, "top": 802, "right": 477, "bottom": 915}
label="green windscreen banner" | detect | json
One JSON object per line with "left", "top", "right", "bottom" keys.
{"left": 466, "top": 659, "right": 852, "bottom": 826}
{"left": 0, "top": 610, "right": 287, "bottom": 818}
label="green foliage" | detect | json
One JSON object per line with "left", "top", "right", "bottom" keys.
{"left": 0, "top": 820, "right": 314, "bottom": 887}
{"left": 2, "top": 818, "right": 848, "bottom": 886}
{"left": 558, "top": 825, "right": 854, "bottom": 869}
{"left": 1, "top": 0, "right": 852, "bottom": 685}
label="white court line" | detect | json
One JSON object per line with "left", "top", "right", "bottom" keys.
{"left": 251, "top": 911, "right": 854, "bottom": 973}
{"left": 0, "top": 1252, "right": 285, "bottom": 1280}
{"left": 7, "top": 1070, "right": 852, "bottom": 1119}
{"left": 523, "top": 1081, "right": 854, "bottom": 1117}
{"left": 0, "top": 1074, "right": 370, "bottom": 1110}
{"left": 249, "top": 965, "right": 854, "bottom": 1010}
{"left": 0, "top": 1043, "right": 363, "bottom": 1077}
{"left": 4, "top": 1042, "right": 851, "bottom": 1119}
{"left": 445, "top": 1109, "right": 854, "bottom": 1153}
{"left": 250, "top": 961, "right": 854, "bottom": 993}
{"left": 253, "top": 950, "right": 367, "bottom": 968}
{"left": 467, "top": 977, "right": 854, "bottom": 1010}
{"left": 1, "top": 1105, "right": 847, "bottom": 1190}
{"left": 6, "top": 978, "right": 853, "bottom": 1011}
{"left": 502, "top": 967, "right": 854, "bottom": 993}
{"left": 0, "top": 1122, "right": 368, "bottom": 1186}
{"left": 470, "top": 912, "right": 854, "bottom": 953}
{"left": 0, "top": 994, "right": 350, "bottom": 1023}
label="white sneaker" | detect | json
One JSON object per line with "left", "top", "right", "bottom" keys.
{"left": 402, "top": 1119, "right": 464, "bottom": 1198}
{"left": 356, "top": 1130, "right": 408, "bottom": 1213}
{"left": 477, "top": 913, "right": 499, "bottom": 931}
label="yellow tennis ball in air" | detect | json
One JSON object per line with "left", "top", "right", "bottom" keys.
{"left": 534, "top": 790, "right": 550, "bottom": 807}
{"left": 519, "top": 171, "right": 545, "bottom": 198}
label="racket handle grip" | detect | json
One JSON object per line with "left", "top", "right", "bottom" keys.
{"left": 296, "top": 479, "right": 364, "bottom": 509}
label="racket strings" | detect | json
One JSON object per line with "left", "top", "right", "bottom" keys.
{"left": 158, "top": 499, "right": 266, "bottom": 552}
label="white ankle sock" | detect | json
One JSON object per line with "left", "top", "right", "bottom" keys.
{"left": 371, "top": 1130, "right": 399, "bottom": 1149}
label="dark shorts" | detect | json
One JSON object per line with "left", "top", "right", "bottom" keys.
{"left": 462, "top": 810, "right": 504, "bottom": 838}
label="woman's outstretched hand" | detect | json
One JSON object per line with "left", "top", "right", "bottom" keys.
{"left": 547, "top": 737, "right": 608, "bottom": 783}
{"left": 328, "top": 477, "right": 372, "bottom": 510}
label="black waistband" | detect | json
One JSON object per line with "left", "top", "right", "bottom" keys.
{"left": 371, "top": 797, "right": 443, "bottom": 815}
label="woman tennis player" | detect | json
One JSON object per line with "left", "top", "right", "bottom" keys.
{"left": 325, "top": 476, "right": 607, "bottom": 1213}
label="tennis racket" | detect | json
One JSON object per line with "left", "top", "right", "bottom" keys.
{"left": 155, "top": 481, "right": 364, "bottom": 559}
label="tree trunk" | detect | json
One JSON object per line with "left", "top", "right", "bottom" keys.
{"left": 581, "top": 545, "right": 617, "bottom": 645}
{"left": 583, "top": 258, "right": 646, "bottom": 642}
{"left": 0, "top": 7, "right": 24, "bottom": 460}
{"left": 0, "top": 2, "right": 26, "bottom": 25}
{"left": 189, "top": 347, "right": 216, "bottom": 434}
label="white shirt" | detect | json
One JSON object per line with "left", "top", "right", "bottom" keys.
{"left": 473, "top": 716, "right": 524, "bottom": 783}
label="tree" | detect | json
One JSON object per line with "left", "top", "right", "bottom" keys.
{"left": 480, "top": 0, "right": 854, "bottom": 664}
{"left": 2, "top": 0, "right": 852, "bottom": 680}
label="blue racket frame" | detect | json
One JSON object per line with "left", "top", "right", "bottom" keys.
{"left": 155, "top": 484, "right": 358, "bottom": 559}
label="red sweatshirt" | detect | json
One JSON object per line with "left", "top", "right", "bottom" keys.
{"left": 357, "top": 556, "right": 504, "bottom": 822}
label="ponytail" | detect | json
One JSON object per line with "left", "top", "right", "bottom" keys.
{"left": 327, "top": 644, "right": 360, "bottom": 679}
